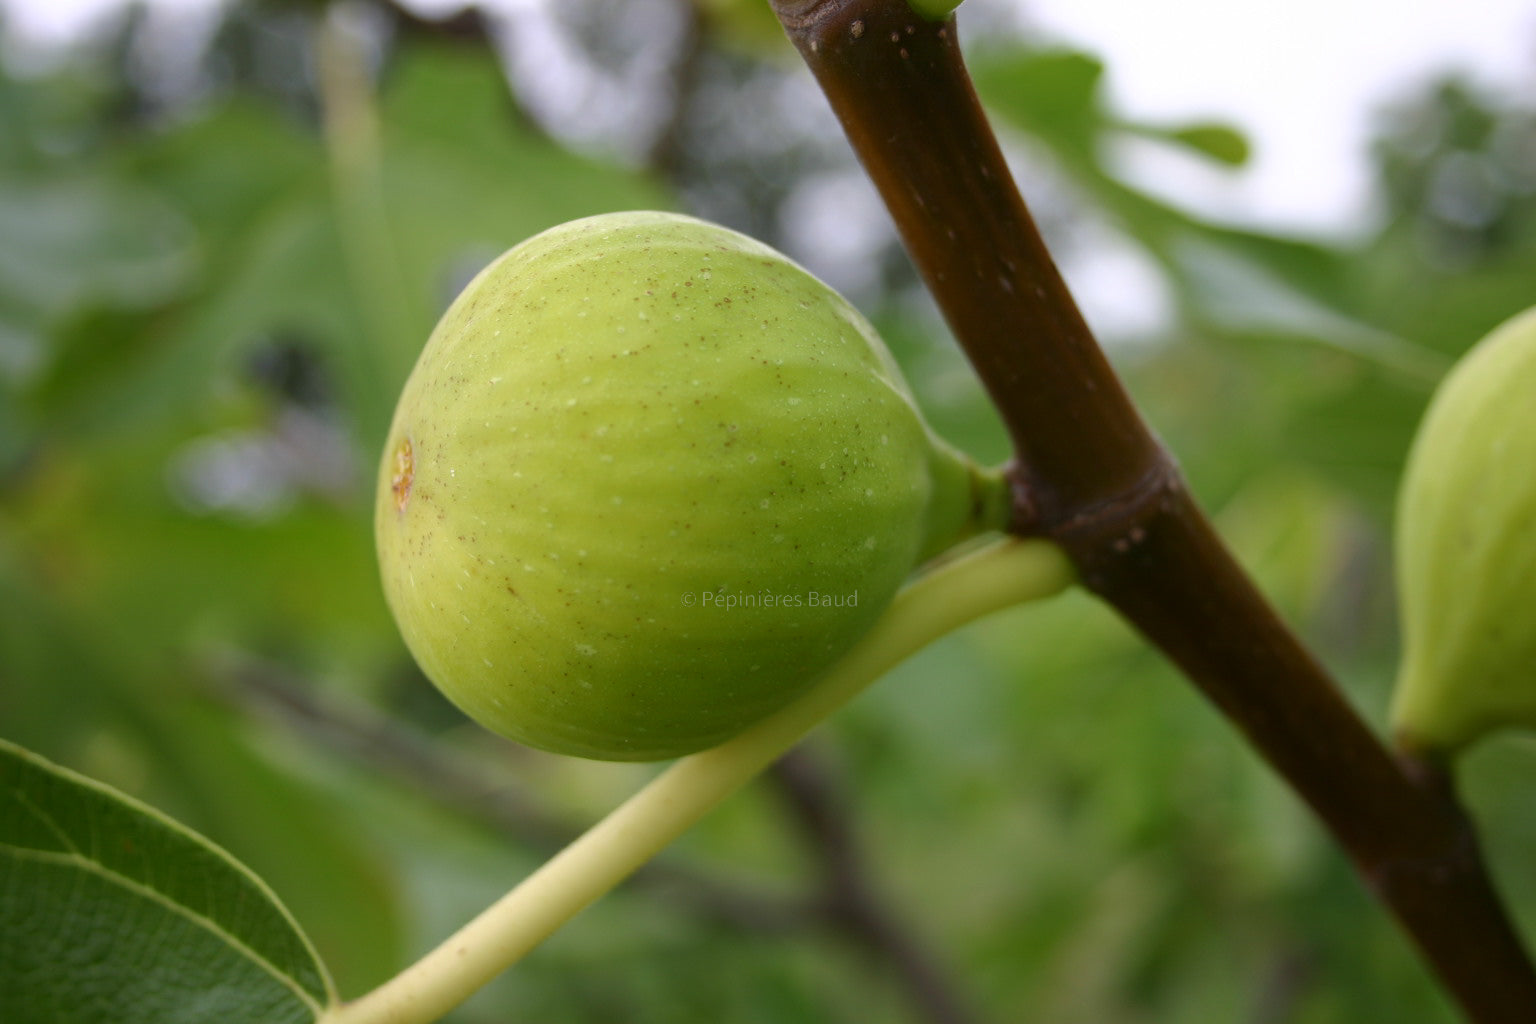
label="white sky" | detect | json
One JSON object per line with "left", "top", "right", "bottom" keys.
{"left": 3, "top": 0, "right": 1533, "bottom": 234}
{"left": 1023, "top": 0, "right": 1536, "bottom": 232}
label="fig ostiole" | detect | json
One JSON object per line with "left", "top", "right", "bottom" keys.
{"left": 1390, "top": 304, "right": 1536, "bottom": 755}
{"left": 376, "top": 211, "right": 1009, "bottom": 761}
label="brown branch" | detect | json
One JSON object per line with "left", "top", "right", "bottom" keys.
{"left": 766, "top": 1, "right": 1536, "bottom": 1020}
{"left": 769, "top": 747, "right": 980, "bottom": 1024}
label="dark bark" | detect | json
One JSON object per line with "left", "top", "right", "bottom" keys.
{"left": 767, "top": 1, "right": 1536, "bottom": 1020}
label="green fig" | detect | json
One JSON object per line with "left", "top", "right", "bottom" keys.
{"left": 1391, "top": 304, "right": 1536, "bottom": 754}
{"left": 376, "top": 211, "right": 1006, "bottom": 761}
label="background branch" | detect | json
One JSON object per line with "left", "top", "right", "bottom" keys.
{"left": 769, "top": 747, "right": 981, "bottom": 1024}
{"left": 215, "top": 657, "right": 981, "bottom": 1024}
{"left": 212, "top": 656, "right": 809, "bottom": 935}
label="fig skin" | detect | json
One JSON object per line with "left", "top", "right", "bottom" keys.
{"left": 377, "top": 212, "right": 1005, "bottom": 761}
{"left": 1391, "top": 305, "right": 1536, "bottom": 754}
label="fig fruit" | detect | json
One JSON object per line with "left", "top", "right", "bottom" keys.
{"left": 1391, "top": 304, "right": 1536, "bottom": 754}
{"left": 376, "top": 211, "right": 1006, "bottom": 760}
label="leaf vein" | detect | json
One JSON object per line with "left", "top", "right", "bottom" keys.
{"left": 14, "top": 791, "right": 82, "bottom": 856}
{"left": 0, "top": 841, "right": 326, "bottom": 1018}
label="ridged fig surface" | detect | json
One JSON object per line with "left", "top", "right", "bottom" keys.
{"left": 1391, "top": 305, "right": 1536, "bottom": 753}
{"left": 376, "top": 212, "right": 1002, "bottom": 760}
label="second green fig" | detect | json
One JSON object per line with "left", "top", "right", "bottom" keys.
{"left": 1391, "top": 305, "right": 1536, "bottom": 754}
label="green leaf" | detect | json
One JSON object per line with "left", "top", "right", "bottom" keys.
{"left": 906, "top": 0, "right": 963, "bottom": 20}
{"left": 1169, "top": 236, "right": 1450, "bottom": 385}
{"left": 1129, "top": 121, "right": 1252, "bottom": 167}
{"left": 970, "top": 48, "right": 1106, "bottom": 156}
{"left": 0, "top": 737, "right": 334, "bottom": 1024}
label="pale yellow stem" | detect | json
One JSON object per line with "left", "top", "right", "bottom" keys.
{"left": 316, "top": 10, "right": 430, "bottom": 437}
{"left": 320, "top": 537, "right": 1074, "bottom": 1024}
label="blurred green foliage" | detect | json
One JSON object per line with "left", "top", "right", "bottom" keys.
{"left": 2, "top": 1, "right": 1534, "bottom": 1021}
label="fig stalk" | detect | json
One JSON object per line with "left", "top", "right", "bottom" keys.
{"left": 333, "top": 538, "right": 1074, "bottom": 1024}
